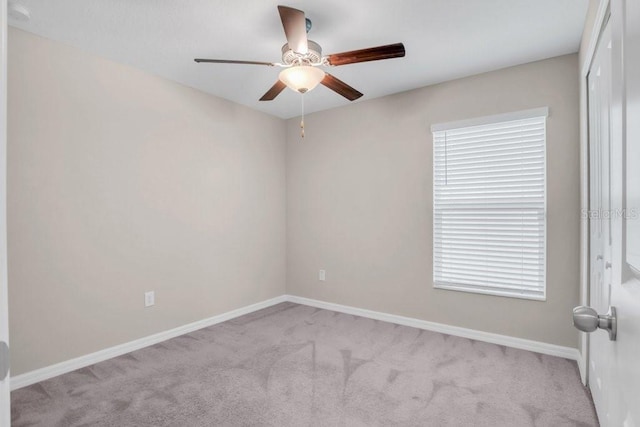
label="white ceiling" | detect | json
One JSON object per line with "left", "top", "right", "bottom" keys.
{"left": 8, "top": 0, "right": 589, "bottom": 119}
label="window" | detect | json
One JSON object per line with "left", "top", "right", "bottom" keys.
{"left": 432, "top": 108, "right": 547, "bottom": 300}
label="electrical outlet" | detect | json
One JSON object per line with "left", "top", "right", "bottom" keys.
{"left": 319, "top": 269, "right": 326, "bottom": 281}
{"left": 144, "top": 291, "right": 155, "bottom": 307}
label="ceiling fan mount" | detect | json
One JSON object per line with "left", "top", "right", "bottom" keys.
{"left": 194, "top": 5, "right": 406, "bottom": 102}
{"left": 281, "top": 40, "right": 323, "bottom": 66}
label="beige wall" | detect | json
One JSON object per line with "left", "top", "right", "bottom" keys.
{"left": 8, "top": 28, "right": 286, "bottom": 375}
{"left": 286, "top": 54, "right": 581, "bottom": 347}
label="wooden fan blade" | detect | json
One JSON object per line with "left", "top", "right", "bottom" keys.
{"left": 277, "top": 5, "right": 308, "bottom": 54}
{"left": 194, "top": 59, "right": 275, "bottom": 66}
{"left": 321, "top": 73, "right": 363, "bottom": 101}
{"left": 326, "top": 43, "right": 405, "bottom": 66}
{"left": 259, "top": 80, "right": 287, "bottom": 101}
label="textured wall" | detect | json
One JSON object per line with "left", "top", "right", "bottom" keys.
{"left": 286, "top": 54, "right": 581, "bottom": 347}
{"left": 8, "top": 28, "right": 286, "bottom": 375}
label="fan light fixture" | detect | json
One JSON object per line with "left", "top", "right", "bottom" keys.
{"left": 279, "top": 66, "right": 325, "bottom": 94}
{"left": 194, "top": 5, "right": 406, "bottom": 138}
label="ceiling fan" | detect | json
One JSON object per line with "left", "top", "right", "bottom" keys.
{"left": 194, "top": 5, "right": 406, "bottom": 102}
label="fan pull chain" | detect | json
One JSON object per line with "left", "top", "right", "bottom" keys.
{"left": 300, "top": 94, "right": 305, "bottom": 139}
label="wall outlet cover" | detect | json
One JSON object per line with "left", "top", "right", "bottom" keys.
{"left": 144, "top": 291, "right": 155, "bottom": 307}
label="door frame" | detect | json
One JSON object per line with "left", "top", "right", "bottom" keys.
{"left": 0, "top": 0, "right": 10, "bottom": 424}
{"left": 579, "top": 0, "right": 610, "bottom": 385}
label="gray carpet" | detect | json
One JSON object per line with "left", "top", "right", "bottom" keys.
{"left": 11, "top": 302, "right": 598, "bottom": 426}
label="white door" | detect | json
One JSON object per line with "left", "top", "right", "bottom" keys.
{"left": 584, "top": 1, "right": 640, "bottom": 426}
{"left": 0, "top": 0, "right": 10, "bottom": 425}
{"left": 587, "top": 17, "right": 613, "bottom": 422}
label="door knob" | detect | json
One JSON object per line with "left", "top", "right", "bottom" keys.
{"left": 572, "top": 306, "right": 617, "bottom": 341}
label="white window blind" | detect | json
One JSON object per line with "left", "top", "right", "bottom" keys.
{"left": 432, "top": 111, "right": 547, "bottom": 300}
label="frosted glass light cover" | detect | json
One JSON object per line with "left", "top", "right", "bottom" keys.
{"left": 279, "top": 66, "right": 325, "bottom": 93}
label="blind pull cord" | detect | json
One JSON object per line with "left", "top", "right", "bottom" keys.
{"left": 444, "top": 131, "right": 448, "bottom": 186}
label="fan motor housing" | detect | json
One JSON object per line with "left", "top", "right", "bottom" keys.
{"left": 281, "top": 40, "right": 323, "bottom": 65}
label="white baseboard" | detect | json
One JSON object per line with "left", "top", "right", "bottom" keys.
{"left": 10, "top": 295, "right": 288, "bottom": 391}
{"left": 11, "top": 293, "right": 581, "bottom": 391}
{"left": 285, "top": 295, "right": 580, "bottom": 362}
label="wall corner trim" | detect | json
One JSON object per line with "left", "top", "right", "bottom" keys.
{"left": 285, "top": 295, "right": 580, "bottom": 361}
{"left": 11, "top": 293, "right": 580, "bottom": 391}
